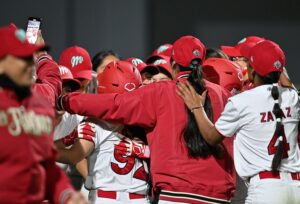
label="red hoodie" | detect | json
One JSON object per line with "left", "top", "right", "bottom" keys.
{"left": 63, "top": 72, "right": 235, "bottom": 203}
{"left": 0, "top": 54, "right": 74, "bottom": 204}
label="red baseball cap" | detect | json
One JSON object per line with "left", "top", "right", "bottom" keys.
{"left": 152, "top": 55, "right": 171, "bottom": 75}
{"left": 221, "top": 36, "right": 264, "bottom": 57}
{"left": 172, "top": 35, "right": 206, "bottom": 68}
{"left": 146, "top": 43, "right": 173, "bottom": 63}
{"left": 59, "top": 46, "right": 92, "bottom": 80}
{"left": 0, "top": 24, "right": 45, "bottom": 58}
{"left": 126, "top": 57, "right": 147, "bottom": 72}
{"left": 58, "top": 65, "right": 81, "bottom": 86}
{"left": 249, "top": 40, "right": 285, "bottom": 76}
{"left": 142, "top": 55, "right": 172, "bottom": 77}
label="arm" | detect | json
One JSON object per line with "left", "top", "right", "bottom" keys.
{"left": 56, "top": 122, "right": 96, "bottom": 165}
{"left": 32, "top": 31, "right": 62, "bottom": 108}
{"left": 57, "top": 140, "right": 94, "bottom": 165}
{"left": 32, "top": 53, "right": 62, "bottom": 107}
{"left": 59, "top": 84, "right": 158, "bottom": 128}
{"left": 176, "top": 81, "right": 223, "bottom": 146}
{"left": 75, "top": 159, "right": 88, "bottom": 179}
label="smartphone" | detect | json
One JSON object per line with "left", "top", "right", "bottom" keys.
{"left": 26, "top": 17, "right": 42, "bottom": 44}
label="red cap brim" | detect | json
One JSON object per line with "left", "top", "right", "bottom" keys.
{"left": 72, "top": 70, "right": 92, "bottom": 80}
{"left": 221, "top": 46, "right": 242, "bottom": 57}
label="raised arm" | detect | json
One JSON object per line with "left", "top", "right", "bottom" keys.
{"left": 32, "top": 31, "right": 62, "bottom": 107}
{"left": 59, "top": 84, "right": 158, "bottom": 128}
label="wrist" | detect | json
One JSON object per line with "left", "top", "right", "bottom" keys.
{"left": 190, "top": 105, "right": 203, "bottom": 113}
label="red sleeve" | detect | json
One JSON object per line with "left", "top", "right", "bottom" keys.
{"left": 32, "top": 53, "right": 62, "bottom": 108}
{"left": 63, "top": 84, "right": 158, "bottom": 128}
{"left": 45, "top": 147, "right": 74, "bottom": 204}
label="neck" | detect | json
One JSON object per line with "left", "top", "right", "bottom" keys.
{"left": 0, "top": 74, "right": 31, "bottom": 101}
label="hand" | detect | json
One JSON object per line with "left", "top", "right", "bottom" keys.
{"left": 66, "top": 192, "right": 89, "bottom": 204}
{"left": 176, "top": 81, "right": 207, "bottom": 111}
{"left": 114, "top": 137, "right": 150, "bottom": 159}
{"left": 63, "top": 122, "right": 96, "bottom": 146}
{"left": 35, "top": 30, "right": 45, "bottom": 46}
{"left": 34, "top": 30, "right": 47, "bottom": 58}
{"left": 56, "top": 95, "right": 67, "bottom": 111}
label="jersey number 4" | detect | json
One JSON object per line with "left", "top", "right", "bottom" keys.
{"left": 268, "top": 126, "right": 290, "bottom": 158}
{"left": 111, "top": 148, "right": 147, "bottom": 181}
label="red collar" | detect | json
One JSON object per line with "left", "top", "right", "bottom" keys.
{"left": 174, "top": 71, "right": 191, "bottom": 83}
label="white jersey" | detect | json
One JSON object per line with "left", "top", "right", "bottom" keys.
{"left": 53, "top": 112, "right": 84, "bottom": 141}
{"left": 84, "top": 120, "right": 148, "bottom": 195}
{"left": 215, "top": 85, "right": 300, "bottom": 180}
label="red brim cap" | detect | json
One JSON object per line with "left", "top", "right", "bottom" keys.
{"left": 72, "top": 70, "right": 92, "bottom": 80}
{"left": 220, "top": 46, "right": 242, "bottom": 57}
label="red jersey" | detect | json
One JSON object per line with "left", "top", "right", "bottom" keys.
{"left": 0, "top": 54, "right": 73, "bottom": 204}
{"left": 63, "top": 72, "right": 235, "bottom": 203}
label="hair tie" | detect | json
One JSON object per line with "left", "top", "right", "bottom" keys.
{"left": 278, "top": 136, "right": 283, "bottom": 141}
{"left": 276, "top": 118, "right": 282, "bottom": 122}
{"left": 274, "top": 99, "right": 279, "bottom": 103}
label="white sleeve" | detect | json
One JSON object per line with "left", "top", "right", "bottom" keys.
{"left": 215, "top": 100, "right": 240, "bottom": 137}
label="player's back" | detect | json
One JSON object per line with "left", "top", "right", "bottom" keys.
{"left": 227, "top": 85, "right": 300, "bottom": 179}
{"left": 85, "top": 119, "right": 148, "bottom": 195}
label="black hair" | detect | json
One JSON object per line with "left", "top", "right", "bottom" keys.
{"left": 206, "top": 48, "right": 229, "bottom": 59}
{"left": 92, "top": 50, "right": 119, "bottom": 72}
{"left": 260, "top": 71, "right": 284, "bottom": 172}
{"left": 176, "top": 63, "right": 215, "bottom": 158}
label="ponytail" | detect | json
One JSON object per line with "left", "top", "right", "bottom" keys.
{"left": 260, "top": 71, "right": 284, "bottom": 172}
{"left": 183, "top": 66, "right": 214, "bottom": 158}
{"left": 271, "top": 84, "right": 285, "bottom": 172}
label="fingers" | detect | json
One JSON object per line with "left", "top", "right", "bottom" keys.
{"left": 186, "top": 81, "right": 197, "bottom": 96}
{"left": 66, "top": 192, "right": 89, "bottom": 204}
{"left": 177, "top": 82, "right": 191, "bottom": 98}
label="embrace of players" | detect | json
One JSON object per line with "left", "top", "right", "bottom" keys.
{"left": 0, "top": 21, "right": 299, "bottom": 204}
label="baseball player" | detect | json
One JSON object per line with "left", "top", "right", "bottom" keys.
{"left": 58, "top": 46, "right": 93, "bottom": 190}
{"left": 177, "top": 40, "right": 300, "bottom": 204}
{"left": 56, "top": 61, "right": 149, "bottom": 204}
{"left": 57, "top": 36, "right": 235, "bottom": 203}
{"left": 0, "top": 24, "right": 87, "bottom": 204}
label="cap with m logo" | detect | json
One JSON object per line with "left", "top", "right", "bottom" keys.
{"left": 59, "top": 46, "right": 92, "bottom": 80}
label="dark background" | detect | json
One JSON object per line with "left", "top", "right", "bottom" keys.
{"left": 1, "top": 0, "right": 299, "bottom": 85}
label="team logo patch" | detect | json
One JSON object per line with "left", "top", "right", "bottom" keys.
{"left": 124, "top": 83, "right": 136, "bottom": 92}
{"left": 154, "top": 59, "right": 167, "bottom": 66}
{"left": 157, "top": 45, "right": 169, "bottom": 54}
{"left": 131, "top": 58, "right": 143, "bottom": 66}
{"left": 71, "top": 56, "right": 84, "bottom": 67}
{"left": 274, "top": 60, "right": 282, "bottom": 69}
{"left": 193, "top": 49, "right": 201, "bottom": 57}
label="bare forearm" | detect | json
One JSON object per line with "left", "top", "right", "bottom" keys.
{"left": 193, "top": 108, "right": 223, "bottom": 146}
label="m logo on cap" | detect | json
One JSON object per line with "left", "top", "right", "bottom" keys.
{"left": 154, "top": 59, "right": 167, "bottom": 66}
{"left": 71, "top": 56, "right": 84, "bottom": 68}
{"left": 59, "top": 66, "right": 69, "bottom": 75}
{"left": 157, "top": 45, "right": 169, "bottom": 54}
{"left": 193, "top": 50, "right": 201, "bottom": 57}
{"left": 132, "top": 58, "right": 143, "bottom": 67}
{"left": 274, "top": 60, "right": 282, "bottom": 69}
